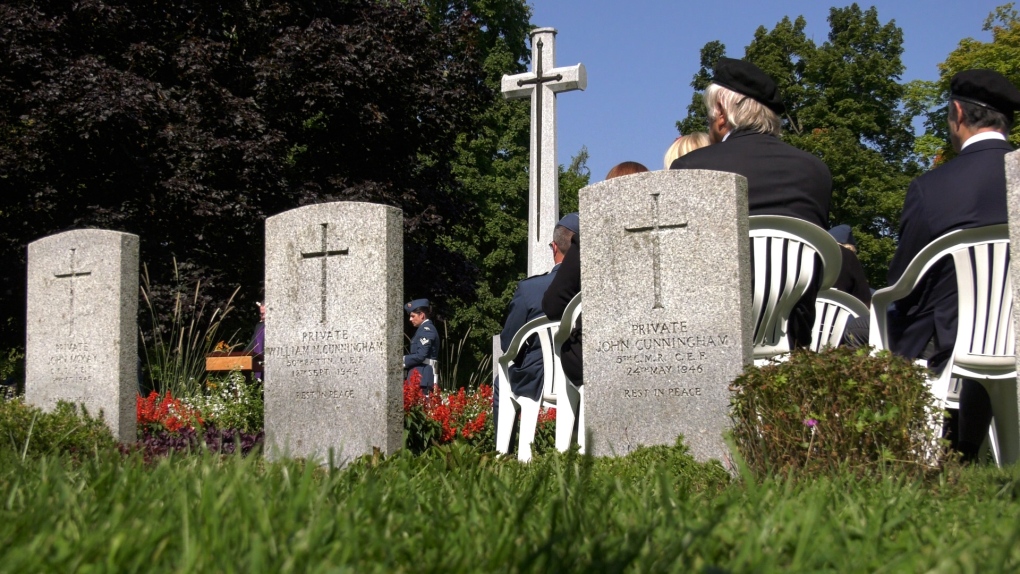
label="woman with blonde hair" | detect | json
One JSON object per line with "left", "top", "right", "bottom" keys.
{"left": 662, "top": 132, "right": 712, "bottom": 170}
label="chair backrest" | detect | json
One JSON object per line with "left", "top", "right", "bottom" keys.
{"left": 749, "top": 216, "right": 842, "bottom": 359}
{"left": 550, "top": 292, "right": 582, "bottom": 390}
{"left": 869, "top": 224, "right": 1014, "bottom": 378}
{"left": 949, "top": 230, "right": 1014, "bottom": 375}
{"left": 810, "top": 289, "right": 869, "bottom": 352}
{"left": 497, "top": 315, "right": 561, "bottom": 406}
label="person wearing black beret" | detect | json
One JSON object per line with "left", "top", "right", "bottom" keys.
{"left": 403, "top": 298, "right": 440, "bottom": 395}
{"left": 885, "top": 69, "right": 1020, "bottom": 462}
{"left": 670, "top": 57, "right": 833, "bottom": 349}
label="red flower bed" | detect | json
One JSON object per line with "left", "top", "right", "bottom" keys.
{"left": 402, "top": 369, "right": 501, "bottom": 451}
{"left": 137, "top": 391, "right": 204, "bottom": 433}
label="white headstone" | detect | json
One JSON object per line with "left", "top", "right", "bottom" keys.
{"left": 26, "top": 229, "right": 139, "bottom": 441}
{"left": 263, "top": 202, "right": 403, "bottom": 465}
{"left": 502, "top": 27, "right": 586, "bottom": 277}
{"left": 579, "top": 170, "right": 752, "bottom": 463}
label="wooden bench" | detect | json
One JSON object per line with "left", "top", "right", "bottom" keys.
{"left": 205, "top": 351, "right": 263, "bottom": 373}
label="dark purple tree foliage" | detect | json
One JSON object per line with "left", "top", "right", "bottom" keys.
{"left": 0, "top": 0, "right": 490, "bottom": 346}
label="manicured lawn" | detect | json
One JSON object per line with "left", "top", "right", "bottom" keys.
{"left": 2, "top": 442, "right": 1018, "bottom": 572}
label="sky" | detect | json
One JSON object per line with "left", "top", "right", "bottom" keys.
{"left": 527, "top": 0, "right": 1007, "bottom": 183}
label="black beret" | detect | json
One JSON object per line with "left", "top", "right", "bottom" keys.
{"left": 951, "top": 69, "right": 1020, "bottom": 117}
{"left": 712, "top": 57, "right": 786, "bottom": 115}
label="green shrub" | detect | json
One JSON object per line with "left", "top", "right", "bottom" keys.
{"left": 0, "top": 397, "right": 117, "bottom": 459}
{"left": 730, "top": 347, "right": 942, "bottom": 478}
{"left": 0, "top": 347, "right": 24, "bottom": 397}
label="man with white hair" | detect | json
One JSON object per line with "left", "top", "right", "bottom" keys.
{"left": 671, "top": 57, "right": 832, "bottom": 348}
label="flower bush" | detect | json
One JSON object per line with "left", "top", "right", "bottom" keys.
{"left": 403, "top": 370, "right": 556, "bottom": 455}
{"left": 183, "top": 370, "right": 264, "bottom": 433}
{"left": 730, "top": 346, "right": 943, "bottom": 478}
{"left": 137, "top": 391, "right": 204, "bottom": 434}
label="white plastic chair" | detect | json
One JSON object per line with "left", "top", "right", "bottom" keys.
{"left": 552, "top": 293, "right": 583, "bottom": 454}
{"left": 749, "top": 216, "right": 842, "bottom": 363}
{"left": 869, "top": 224, "right": 1016, "bottom": 466}
{"left": 810, "top": 289, "right": 869, "bottom": 352}
{"left": 495, "top": 316, "right": 557, "bottom": 461}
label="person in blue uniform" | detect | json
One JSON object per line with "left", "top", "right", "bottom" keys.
{"left": 497, "top": 213, "right": 578, "bottom": 434}
{"left": 670, "top": 57, "right": 833, "bottom": 349}
{"left": 886, "top": 69, "right": 1020, "bottom": 461}
{"left": 403, "top": 298, "right": 440, "bottom": 395}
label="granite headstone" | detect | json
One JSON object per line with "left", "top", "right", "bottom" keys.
{"left": 263, "top": 202, "right": 403, "bottom": 464}
{"left": 25, "top": 229, "right": 139, "bottom": 441}
{"left": 1001, "top": 149, "right": 1020, "bottom": 465}
{"left": 579, "top": 170, "right": 752, "bottom": 463}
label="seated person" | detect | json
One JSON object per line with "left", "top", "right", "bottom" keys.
{"left": 663, "top": 132, "right": 712, "bottom": 170}
{"left": 670, "top": 58, "right": 832, "bottom": 349}
{"left": 497, "top": 213, "right": 578, "bottom": 425}
{"left": 827, "top": 224, "right": 871, "bottom": 306}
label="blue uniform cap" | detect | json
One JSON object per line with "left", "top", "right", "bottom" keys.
{"left": 556, "top": 212, "right": 580, "bottom": 236}
{"left": 828, "top": 224, "right": 855, "bottom": 247}
{"left": 404, "top": 298, "right": 430, "bottom": 314}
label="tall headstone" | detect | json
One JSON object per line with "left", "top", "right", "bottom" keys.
{"left": 579, "top": 170, "right": 752, "bottom": 463}
{"left": 26, "top": 229, "right": 139, "bottom": 441}
{"left": 502, "top": 27, "right": 586, "bottom": 277}
{"left": 264, "top": 202, "right": 403, "bottom": 464}
{"left": 1002, "top": 149, "right": 1020, "bottom": 465}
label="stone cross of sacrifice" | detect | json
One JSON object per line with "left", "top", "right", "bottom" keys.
{"left": 502, "top": 27, "right": 587, "bottom": 277}
{"left": 301, "top": 223, "right": 349, "bottom": 324}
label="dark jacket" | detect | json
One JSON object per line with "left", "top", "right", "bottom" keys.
{"left": 542, "top": 234, "right": 582, "bottom": 383}
{"left": 500, "top": 265, "right": 559, "bottom": 400}
{"left": 404, "top": 319, "right": 440, "bottom": 387}
{"left": 833, "top": 246, "right": 872, "bottom": 307}
{"left": 887, "top": 137, "right": 1011, "bottom": 363}
{"left": 671, "top": 129, "right": 833, "bottom": 347}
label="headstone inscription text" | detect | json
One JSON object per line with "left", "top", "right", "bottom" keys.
{"left": 580, "top": 170, "right": 752, "bottom": 464}
{"left": 264, "top": 202, "right": 403, "bottom": 464}
{"left": 26, "top": 229, "right": 138, "bottom": 441}
{"left": 502, "top": 27, "right": 586, "bottom": 277}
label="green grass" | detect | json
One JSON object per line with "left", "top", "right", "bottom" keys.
{"left": 2, "top": 441, "right": 1020, "bottom": 572}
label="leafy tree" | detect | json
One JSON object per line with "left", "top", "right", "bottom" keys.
{"left": 676, "top": 4, "right": 920, "bottom": 287}
{"left": 911, "top": 2, "right": 1020, "bottom": 167}
{"left": 0, "top": 0, "right": 491, "bottom": 349}
{"left": 676, "top": 41, "right": 725, "bottom": 136}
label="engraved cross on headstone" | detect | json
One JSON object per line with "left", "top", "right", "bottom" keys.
{"left": 502, "top": 27, "right": 587, "bottom": 277}
{"left": 625, "top": 193, "right": 688, "bottom": 309}
{"left": 53, "top": 248, "right": 92, "bottom": 332}
{"left": 301, "top": 223, "right": 349, "bottom": 323}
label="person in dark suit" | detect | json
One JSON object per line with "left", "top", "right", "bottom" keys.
{"left": 828, "top": 224, "right": 871, "bottom": 306}
{"left": 670, "top": 57, "right": 833, "bottom": 348}
{"left": 886, "top": 69, "right": 1020, "bottom": 461}
{"left": 496, "top": 213, "right": 578, "bottom": 429}
{"left": 403, "top": 298, "right": 440, "bottom": 395}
